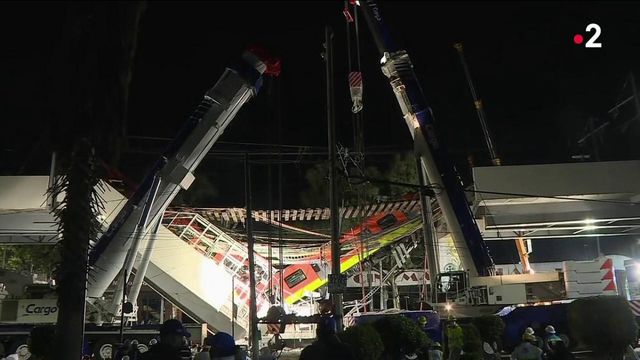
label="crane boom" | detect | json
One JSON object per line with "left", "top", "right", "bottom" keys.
{"left": 359, "top": 0, "right": 495, "bottom": 276}
{"left": 453, "top": 44, "right": 535, "bottom": 275}
{"left": 87, "top": 47, "right": 280, "bottom": 302}
{"left": 453, "top": 43, "right": 501, "bottom": 166}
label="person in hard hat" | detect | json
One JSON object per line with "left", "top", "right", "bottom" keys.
{"left": 511, "top": 333, "right": 543, "bottom": 360}
{"left": 523, "top": 327, "right": 543, "bottom": 348}
{"left": 428, "top": 342, "right": 443, "bottom": 360}
{"left": 299, "top": 315, "right": 356, "bottom": 360}
{"left": 543, "top": 325, "right": 563, "bottom": 353}
{"left": 546, "top": 340, "right": 574, "bottom": 360}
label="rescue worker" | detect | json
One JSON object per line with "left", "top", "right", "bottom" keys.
{"left": 546, "top": 340, "right": 574, "bottom": 360}
{"left": 543, "top": 326, "right": 563, "bottom": 353}
{"left": 140, "top": 319, "right": 192, "bottom": 360}
{"left": 523, "top": 327, "right": 543, "bottom": 348}
{"left": 428, "top": 342, "right": 443, "bottom": 360}
{"left": 299, "top": 316, "right": 356, "bottom": 360}
{"left": 446, "top": 319, "right": 463, "bottom": 360}
{"left": 511, "top": 333, "right": 542, "bottom": 360}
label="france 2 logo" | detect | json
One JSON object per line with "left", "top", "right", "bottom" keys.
{"left": 573, "top": 23, "right": 602, "bottom": 48}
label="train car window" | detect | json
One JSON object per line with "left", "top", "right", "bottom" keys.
{"left": 377, "top": 214, "right": 398, "bottom": 229}
{"left": 311, "top": 263, "right": 321, "bottom": 273}
{"left": 284, "top": 269, "right": 307, "bottom": 289}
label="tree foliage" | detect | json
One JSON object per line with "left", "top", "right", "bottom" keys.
{"left": 569, "top": 296, "right": 638, "bottom": 359}
{"left": 49, "top": 140, "right": 104, "bottom": 359}
{"left": 338, "top": 324, "right": 384, "bottom": 360}
{"left": 300, "top": 151, "right": 425, "bottom": 208}
{"left": 460, "top": 323, "right": 483, "bottom": 360}
{"left": 372, "top": 315, "right": 430, "bottom": 360}
{"left": 300, "top": 162, "right": 380, "bottom": 208}
{"left": 472, "top": 315, "right": 505, "bottom": 348}
{"left": 386, "top": 152, "right": 419, "bottom": 198}
{"left": 0, "top": 246, "right": 59, "bottom": 277}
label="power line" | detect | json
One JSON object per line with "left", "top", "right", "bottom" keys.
{"left": 348, "top": 175, "right": 640, "bottom": 206}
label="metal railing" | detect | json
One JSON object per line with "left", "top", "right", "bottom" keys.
{"left": 343, "top": 235, "right": 420, "bottom": 325}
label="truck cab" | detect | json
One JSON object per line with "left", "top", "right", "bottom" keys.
{"left": 435, "top": 271, "right": 469, "bottom": 304}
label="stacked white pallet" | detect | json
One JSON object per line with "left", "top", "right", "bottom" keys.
{"left": 563, "top": 257, "right": 617, "bottom": 299}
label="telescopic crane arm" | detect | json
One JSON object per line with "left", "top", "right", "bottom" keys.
{"left": 453, "top": 43, "right": 501, "bottom": 166}
{"left": 86, "top": 46, "right": 281, "bottom": 304}
{"left": 454, "top": 43, "right": 533, "bottom": 274}
{"left": 358, "top": 0, "right": 495, "bottom": 276}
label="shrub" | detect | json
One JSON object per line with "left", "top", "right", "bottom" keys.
{"left": 338, "top": 324, "right": 384, "bottom": 360}
{"left": 460, "top": 323, "right": 482, "bottom": 360}
{"left": 472, "top": 315, "right": 505, "bottom": 350}
{"left": 372, "top": 315, "right": 430, "bottom": 359}
{"left": 569, "top": 296, "right": 638, "bottom": 359}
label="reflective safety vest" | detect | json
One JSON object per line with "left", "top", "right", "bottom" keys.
{"left": 447, "top": 326, "right": 464, "bottom": 349}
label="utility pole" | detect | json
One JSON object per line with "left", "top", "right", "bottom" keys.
{"left": 245, "top": 153, "right": 259, "bottom": 359}
{"left": 325, "top": 25, "right": 345, "bottom": 331}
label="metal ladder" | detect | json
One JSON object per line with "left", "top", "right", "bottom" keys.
{"left": 343, "top": 232, "right": 421, "bottom": 325}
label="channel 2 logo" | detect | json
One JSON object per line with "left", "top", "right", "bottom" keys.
{"left": 573, "top": 23, "right": 602, "bottom": 48}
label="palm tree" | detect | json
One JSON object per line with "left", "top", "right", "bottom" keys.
{"left": 49, "top": 140, "right": 103, "bottom": 359}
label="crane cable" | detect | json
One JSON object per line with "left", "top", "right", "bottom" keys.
{"left": 345, "top": 0, "right": 369, "bottom": 310}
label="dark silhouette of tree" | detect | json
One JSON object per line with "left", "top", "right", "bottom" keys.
{"left": 385, "top": 152, "right": 418, "bottom": 198}
{"left": 49, "top": 140, "right": 103, "bottom": 360}
{"left": 43, "top": 2, "right": 146, "bottom": 358}
{"left": 300, "top": 162, "right": 381, "bottom": 208}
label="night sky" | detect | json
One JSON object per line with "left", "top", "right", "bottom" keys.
{"left": 2, "top": 2, "right": 640, "bottom": 262}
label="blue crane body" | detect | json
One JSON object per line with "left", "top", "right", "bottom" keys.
{"left": 359, "top": 0, "right": 495, "bottom": 276}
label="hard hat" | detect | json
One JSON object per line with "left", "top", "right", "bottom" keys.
{"left": 432, "top": 342, "right": 442, "bottom": 348}
{"left": 524, "top": 327, "right": 534, "bottom": 335}
{"left": 545, "top": 325, "right": 556, "bottom": 334}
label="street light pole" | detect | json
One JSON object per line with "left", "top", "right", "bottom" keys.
{"left": 325, "top": 25, "right": 344, "bottom": 331}
{"left": 245, "top": 153, "right": 259, "bottom": 359}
